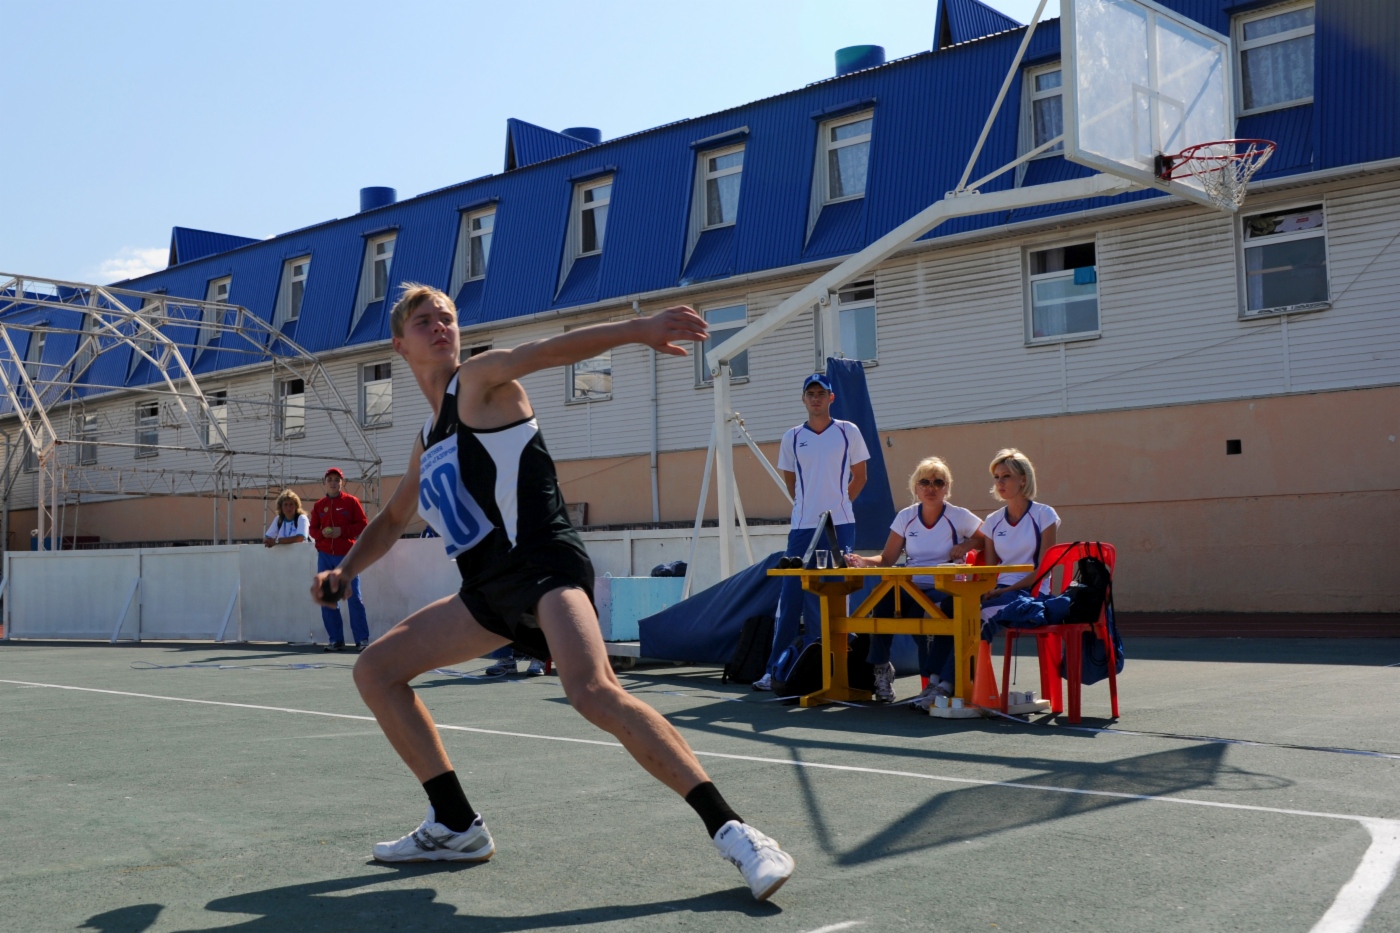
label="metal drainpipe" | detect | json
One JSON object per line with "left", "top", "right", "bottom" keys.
{"left": 1, "top": 429, "right": 10, "bottom": 559}
{"left": 636, "top": 300, "right": 660, "bottom": 524}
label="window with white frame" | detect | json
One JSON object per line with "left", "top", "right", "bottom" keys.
{"left": 461, "top": 343, "right": 492, "bottom": 361}
{"left": 73, "top": 314, "right": 98, "bottom": 377}
{"left": 200, "top": 276, "right": 230, "bottom": 349}
{"left": 129, "top": 297, "right": 159, "bottom": 378}
{"left": 135, "top": 400, "right": 159, "bottom": 458}
{"left": 276, "top": 256, "right": 310, "bottom": 327}
{"left": 837, "top": 279, "right": 878, "bottom": 363}
{"left": 1241, "top": 203, "right": 1328, "bottom": 314}
{"left": 78, "top": 413, "right": 98, "bottom": 465}
{"left": 696, "top": 304, "right": 748, "bottom": 384}
{"left": 1027, "top": 242, "right": 1099, "bottom": 341}
{"left": 703, "top": 145, "right": 744, "bottom": 228}
{"left": 452, "top": 208, "right": 495, "bottom": 293}
{"left": 1237, "top": 2, "right": 1314, "bottom": 113}
{"left": 1024, "top": 63, "right": 1064, "bottom": 155}
{"left": 820, "top": 112, "right": 873, "bottom": 203}
{"left": 201, "top": 390, "right": 228, "bottom": 448}
{"left": 24, "top": 330, "right": 46, "bottom": 379}
{"left": 22, "top": 434, "right": 38, "bottom": 472}
{"left": 578, "top": 179, "right": 612, "bottom": 256}
{"left": 568, "top": 347, "right": 612, "bottom": 402}
{"left": 278, "top": 377, "right": 305, "bottom": 439}
{"left": 353, "top": 234, "right": 395, "bottom": 329}
{"left": 361, "top": 362, "right": 393, "bottom": 426}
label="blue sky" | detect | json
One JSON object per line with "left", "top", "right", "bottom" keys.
{"left": 0, "top": 0, "right": 1057, "bottom": 284}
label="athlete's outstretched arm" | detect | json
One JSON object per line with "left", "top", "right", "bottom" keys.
{"left": 467, "top": 306, "right": 707, "bottom": 387}
{"left": 311, "top": 438, "right": 423, "bottom": 607}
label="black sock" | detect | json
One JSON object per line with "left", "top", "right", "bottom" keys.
{"left": 685, "top": 781, "right": 742, "bottom": 838}
{"left": 422, "top": 770, "right": 477, "bottom": 832}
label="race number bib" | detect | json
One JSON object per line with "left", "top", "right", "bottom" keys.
{"left": 417, "top": 434, "right": 494, "bottom": 558}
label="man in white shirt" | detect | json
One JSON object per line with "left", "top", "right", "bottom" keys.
{"left": 754, "top": 373, "right": 869, "bottom": 690}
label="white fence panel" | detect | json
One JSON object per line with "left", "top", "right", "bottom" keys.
{"left": 238, "top": 544, "right": 321, "bottom": 643}
{"left": 3, "top": 550, "right": 141, "bottom": 639}
{"left": 359, "top": 537, "right": 461, "bottom": 638}
{"left": 137, "top": 547, "right": 240, "bottom": 640}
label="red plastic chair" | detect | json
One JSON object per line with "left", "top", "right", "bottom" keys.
{"left": 999, "top": 542, "right": 1119, "bottom": 724}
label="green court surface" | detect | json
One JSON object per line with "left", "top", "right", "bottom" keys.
{"left": 2, "top": 639, "right": 1398, "bottom": 933}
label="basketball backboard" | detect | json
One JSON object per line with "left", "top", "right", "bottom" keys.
{"left": 1062, "top": 0, "right": 1237, "bottom": 211}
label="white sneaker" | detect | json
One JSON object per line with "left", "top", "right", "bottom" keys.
{"left": 483, "top": 659, "right": 517, "bottom": 677}
{"left": 713, "top": 820, "right": 795, "bottom": 901}
{"left": 872, "top": 662, "right": 896, "bottom": 703}
{"left": 911, "top": 680, "right": 952, "bottom": 712}
{"left": 372, "top": 808, "right": 495, "bottom": 863}
{"left": 751, "top": 674, "right": 773, "bottom": 692}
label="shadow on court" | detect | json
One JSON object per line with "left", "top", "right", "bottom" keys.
{"left": 80, "top": 873, "right": 778, "bottom": 933}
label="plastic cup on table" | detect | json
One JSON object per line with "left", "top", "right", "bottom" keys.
{"left": 816, "top": 550, "right": 830, "bottom": 570}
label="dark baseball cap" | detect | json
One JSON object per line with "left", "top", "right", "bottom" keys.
{"left": 802, "top": 373, "right": 833, "bottom": 393}
{"left": 324, "top": 467, "right": 345, "bottom": 479}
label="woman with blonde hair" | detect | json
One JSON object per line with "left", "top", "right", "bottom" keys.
{"left": 263, "top": 490, "right": 310, "bottom": 548}
{"left": 847, "top": 456, "right": 982, "bottom": 704}
{"left": 962, "top": 448, "right": 1060, "bottom": 620}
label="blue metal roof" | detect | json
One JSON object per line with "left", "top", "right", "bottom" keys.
{"left": 935, "top": 0, "right": 1022, "bottom": 49}
{"left": 168, "top": 227, "right": 260, "bottom": 267}
{"left": 81, "top": 0, "right": 1396, "bottom": 390}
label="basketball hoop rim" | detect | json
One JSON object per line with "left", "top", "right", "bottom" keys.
{"left": 1155, "top": 139, "right": 1277, "bottom": 181}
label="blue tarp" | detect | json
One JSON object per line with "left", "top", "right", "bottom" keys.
{"left": 827, "top": 357, "right": 898, "bottom": 550}
{"left": 638, "top": 552, "right": 784, "bottom": 664}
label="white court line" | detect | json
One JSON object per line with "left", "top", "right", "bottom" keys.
{"left": 799, "top": 922, "right": 864, "bottom": 933}
{"left": 4, "top": 678, "right": 1397, "bottom": 931}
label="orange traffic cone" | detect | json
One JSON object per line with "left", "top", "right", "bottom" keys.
{"left": 971, "top": 640, "right": 1001, "bottom": 711}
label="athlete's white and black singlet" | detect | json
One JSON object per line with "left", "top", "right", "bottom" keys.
{"left": 418, "top": 372, "right": 594, "bottom": 658}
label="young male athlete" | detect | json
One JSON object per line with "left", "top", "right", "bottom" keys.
{"left": 312, "top": 284, "right": 794, "bottom": 900}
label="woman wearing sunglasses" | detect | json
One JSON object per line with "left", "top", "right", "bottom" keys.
{"left": 847, "top": 457, "right": 982, "bottom": 706}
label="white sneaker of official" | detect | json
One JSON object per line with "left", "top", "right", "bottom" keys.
{"left": 372, "top": 807, "right": 496, "bottom": 862}
{"left": 713, "top": 820, "right": 796, "bottom": 900}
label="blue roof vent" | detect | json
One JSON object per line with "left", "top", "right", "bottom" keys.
{"left": 561, "top": 127, "right": 602, "bottom": 146}
{"left": 835, "top": 45, "right": 885, "bottom": 76}
{"left": 359, "top": 186, "right": 397, "bottom": 212}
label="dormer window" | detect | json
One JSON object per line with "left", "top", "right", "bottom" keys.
{"left": 1236, "top": 2, "right": 1314, "bottom": 114}
{"left": 275, "top": 256, "right": 310, "bottom": 328}
{"left": 1025, "top": 63, "right": 1064, "bottom": 155}
{"left": 24, "top": 330, "right": 46, "bottom": 379}
{"left": 452, "top": 208, "right": 495, "bottom": 294}
{"left": 703, "top": 145, "right": 744, "bottom": 228}
{"left": 353, "top": 234, "right": 395, "bottom": 331}
{"left": 820, "top": 112, "right": 873, "bottom": 204}
{"left": 199, "top": 276, "right": 231, "bottom": 349}
{"left": 578, "top": 179, "right": 611, "bottom": 255}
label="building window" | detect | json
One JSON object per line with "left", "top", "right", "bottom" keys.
{"left": 568, "top": 348, "right": 612, "bottom": 402}
{"left": 128, "top": 297, "right": 160, "bottom": 378}
{"left": 696, "top": 304, "right": 748, "bottom": 384}
{"left": 135, "top": 400, "right": 159, "bottom": 458}
{"left": 77, "top": 413, "right": 98, "bottom": 465}
{"left": 1027, "top": 243, "right": 1099, "bottom": 341}
{"left": 821, "top": 111, "right": 873, "bottom": 203}
{"left": 276, "top": 256, "right": 310, "bottom": 327}
{"left": 202, "top": 390, "right": 227, "bottom": 448}
{"left": 1025, "top": 63, "right": 1064, "bottom": 155}
{"left": 361, "top": 362, "right": 393, "bottom": 427}
{"left": 73, "top": 314, "right": 98, "bottom": 377}
{"left": 22, "top": 435, "right": 38, "bottom": 472}
{"left": 24, "top": 330, "right": 46, "bottom": 380}
{"left": 278, "top": 378, "right": 305, "bottom": 439}
{"left": 1237, "top": 2, "right": 1314, "bottom": 113}
{"left": 461, "top": 343, "right": 491, "bottom": 361}
{"left": 353, "top": 235, "right": 395, "bottom": 329}
{"left": 578, "top": 179, "right": 612, "bottom": 256}
{"left": 703, "top": 145, "right": 744, "bottom": 228}
{"left": 837, "top": 279, "right": 878, "bottom": 363}
{"left": 200, "top": 276, "right": 230, "bottom": 349}
{"left": 1241, "top": 204, "right": 1328, "bottom": 314}
{"left": 452, "top": 209, "right": 496, "bottom": 293}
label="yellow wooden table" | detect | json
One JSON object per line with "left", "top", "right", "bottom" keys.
{"left": 767, "top": 564, "right": 1033, "bottom": 707}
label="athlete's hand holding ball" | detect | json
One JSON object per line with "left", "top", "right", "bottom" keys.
{"left": 312, "top": 569, "right": 348, "bottom": 606}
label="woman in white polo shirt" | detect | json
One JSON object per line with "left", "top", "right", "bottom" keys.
{"left": 264, "top": 489, "right": 310, "bottom": 548}
{"left": 962, "top": 448, "right": 1060, "bottom": 623}
{"left": 848, "top": 457, "right": 981, "bottom": 704}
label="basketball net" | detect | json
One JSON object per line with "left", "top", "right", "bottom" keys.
{"left": 1157, "top": 139, "right": 1277, "bottom": 211}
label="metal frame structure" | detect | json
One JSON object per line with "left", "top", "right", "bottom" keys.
{"left": 0, "top": 273, "right": 382, "bottom": 552}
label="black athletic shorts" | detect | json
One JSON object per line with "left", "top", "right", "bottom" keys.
{"left": 458, "top": 564, "right": 594, "bottom": 662}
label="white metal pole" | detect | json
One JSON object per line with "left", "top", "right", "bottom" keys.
{"left": 682, "top": 420, "right": 718, "bottom": 600}
{"left": 713, "top": 364, "right": 736, "bottom": 580}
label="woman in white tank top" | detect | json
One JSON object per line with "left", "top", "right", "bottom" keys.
{"left": 963, "top": 448, "right": 1061, "bottom": 623}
